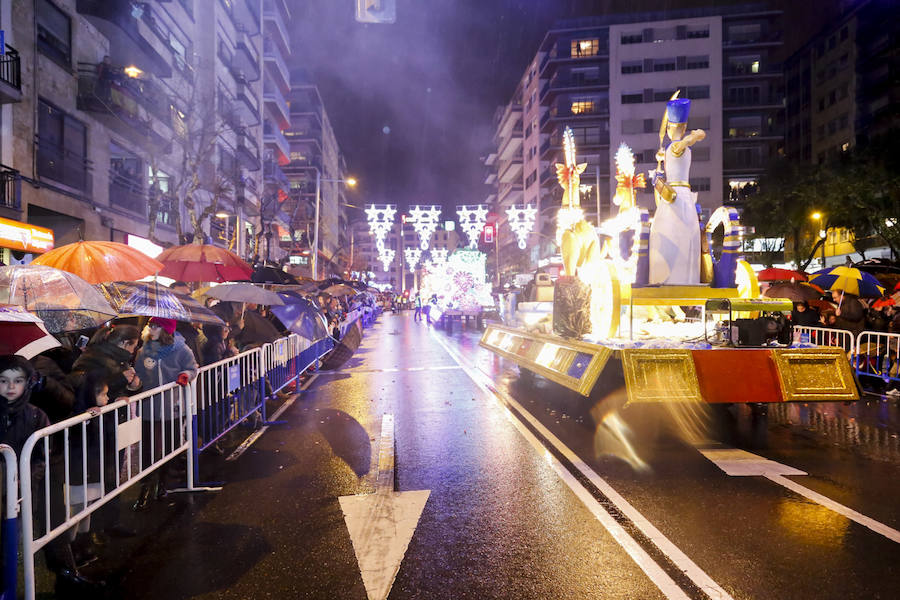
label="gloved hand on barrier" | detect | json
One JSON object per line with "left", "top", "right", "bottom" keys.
{"left": 176, "top": 372, "right": 190, "bottom": 387}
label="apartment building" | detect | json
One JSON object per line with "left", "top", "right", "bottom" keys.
{"left": 490, "top": 5, "right": 784, "bottom": 269}
{"left": 785, "top": 0, "right": 899, "bottom": 164}
{"left": 283, "top": 70, "right": 350, "bottom": 278}
{"left": 0, "top": 0, "right": 267, "bottom": 262}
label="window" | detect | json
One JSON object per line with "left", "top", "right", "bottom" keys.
{"left": 685, "top": 86, "right": 710, "bottom": 99}
{"left": 568, "top": 126, "right": 604, "bottom": 146}
{"left": 727, "top": 115, "right": 761, "bottom": 138}
{"left": 727, "top": 85, "right": 760, "bottom": 106}
{"left": 653, "top": 59, "right": 676, "bottom": 72}
{"left": 728, "top": 55, "right": 760, "bottom": 75}
{"left": 690, "top": 177, "right": 711, "bottom": 191}
{"left": 37, "top": 0, "right": 72, "bottom": 67}
{"left": 571, "top": 38, "right": 600, "bottom": 57}
{"left": 37, "top": 99, "right": 88, "bottom": 190}
{"left": 727, "top": 24, "right": 761, "bottom": 44}
{"left": 525, "top": 170, "right": 537, "bottom": 187}
{"left": 686, "top": 26, "right": 710, "bottom": 39}
{"left": 621, "top": 92, "right": 642, "bottom": 104}
{"left": 621, "top": 32, "right": 642, "bottom": 45}
{"left": 653, "top": 89, "right": 678, "bottom": 102}
{"left": 621, "top": 61, "right": 642, "bottom": 74}
{"left": 685, "top": 55, "right": 709, "bottom": 70}
{"left": 570, "top": 99, "right": 595, "bottom": 114}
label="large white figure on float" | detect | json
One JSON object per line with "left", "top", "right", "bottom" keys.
{"left": 649, "top": 97, "right": 705, "bottom": 285}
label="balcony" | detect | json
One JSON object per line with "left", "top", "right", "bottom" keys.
{"left": 236, "top": 129, "right": 261, "bottom": 171}
{"left": 290, "top": 112, "right": 322, "bottom": 138}
{"left": 263, "top": 39, "right": 290, "bottom": 93}
{"left": 76, "top": 63, "right": 172, "bottom": 149}
{"left": 263, "top": 0, "right": 291, "bottom": 56}
{"left": 264, "top": 158, "right": 290, "bottom": 190}
{"left": 76, "top": 1, "right": 172, "bottom": 77}
{"left": 543, "top": 130, "right": 610, "bottom": 159}
{"left": 497, "top": 133, "right": 522, "bottom": 162}
{"left": 543, "top": 72, "right": 609, "bottom": 100}
{"left": 498, "top": 154, "right": 523, "bottom": 184}
{"left": 723, "top": 30, "right": 783, "bottom": 48}
{"left": 263, "top": 83, "right": 290, "bottom": 129}
{"left": 0, "top": 165, "right": 21, "bottom": 210}
{"left": 232, "top": 27, "right": 260, "bottom": 81}
{"left": 35, "top": 136, "right": 93, "bottom": 193}
{"left": 109, "top": 168, "right": 146, "bottom": 216}
{"left": 263, "top": 122, "right": 290, "bottom": 164}
{"left": 233, "top": 79, "right": 260, "bottom": 125}
{"left": 541, "top": 98, "right": 609, "bottom": 133}
{"left": 0, "top": 46, "right": 22, "bottom": 104}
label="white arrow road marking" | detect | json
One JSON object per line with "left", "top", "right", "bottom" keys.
{"left": 700, "top": 448, "right": 900, "bottom": 543}
{"left": 431, "top": 330, "right": 731, "bottom": 600}
{"left": 339, "top": 414, "right": 430, "bottom": 600}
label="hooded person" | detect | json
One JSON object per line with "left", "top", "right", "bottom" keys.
{"left": 791, "top": 301, "right": 820, "bottom": 326}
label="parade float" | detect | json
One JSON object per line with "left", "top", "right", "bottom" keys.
{"left": 420, "top": 248, "right": 494, "bottom": 329}
{"left": 481, "top": 94, "right": 857, "bottom": 405}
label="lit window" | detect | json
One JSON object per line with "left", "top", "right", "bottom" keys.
{"left": 571, "top": 39, "right": 599, "bottom": 57}
{"left": 571, "top": 100, "right": 594, "bottom": 115}
{"left": 751, "top": 61, "right": 759, "bottom": 73}
{"left": 289, "top": 151, "right": 305, "bottom": 161}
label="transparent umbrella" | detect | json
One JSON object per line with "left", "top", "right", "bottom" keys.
{"left": 97, "top": 281, "right": 225, "bottom": 325}
{"left": 0, "top": 265, "right": 118, "bottom": 332}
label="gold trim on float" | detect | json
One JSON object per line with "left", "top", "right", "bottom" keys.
{"left": 621, "top": 349, "right": 702, "bottom": 405}
{"left": 479, "top": 324, "right": 612, "bottom": 396}
{"left": 771, "top": 348, "right": 859, "bottom": 402}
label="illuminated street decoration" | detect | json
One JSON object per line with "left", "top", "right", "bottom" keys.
{"left": 408, "top": 205, "right": 442, "bottom": 250}
{"left": 456, "top": 205, "right": 488, "bottom": 249}
{"left": 505, "top": 205, "right": 536, "bottom": 250}
{"left": 421, "top": 249, "right": 492, "bottom": 312}
{"left": 378, "top": 248, "right": 395, "bottom": 272}
{"left": 365, "top": 204, "right": 396, "bottom": 249}
{"left": 404, "top": 247, "right": 422, "bottom": 270}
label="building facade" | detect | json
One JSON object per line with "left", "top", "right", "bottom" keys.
{"left": 283, "top": 70, "right": 350, "bottom": 278}
{"left": 0, "top": 0, "right": 269, "bottom": 262}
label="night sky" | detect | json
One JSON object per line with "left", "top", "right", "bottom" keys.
{"left": 290, "top": 0, "right": 840, "bottom": 218}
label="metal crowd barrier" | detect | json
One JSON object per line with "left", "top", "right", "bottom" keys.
{"left": 193, "top": 348, "right": 265, "bottom": 457}
{"left": 793, "top": 325, "right": 856, "bottom": 353}
{"left": 19, "top": 382, "right": 190, "bottom": 600}
{"left": 1, "top": 444, "right": 18, "bottom": 600}
{"left": 854, "top": 331, "right": 900, "bottom": 383}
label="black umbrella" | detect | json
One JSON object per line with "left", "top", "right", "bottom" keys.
{"left": 251, "top": 264, "right": 299, "bottom": 285}
{"left": 270, "top": 292, "right": 329, "bottom": 341}
{"left": 852, "top": 258, "right": 900, "bottom": 274}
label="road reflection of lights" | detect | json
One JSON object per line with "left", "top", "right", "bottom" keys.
{"left": 777, "top": 498, "right": 848, "bottom": 546}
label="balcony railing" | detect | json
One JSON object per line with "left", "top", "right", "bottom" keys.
{"left": 0, "top": 46, "right": 22, "bottom": 101}
{"left": 35, "top": 136, "right": 92, "bottom": 192}
{"left": 237, "top": 129, "right": 261, "bottom": 171}
{"left": 233, "top": 27, "right": 260, "bottom": 80}
{"left": 0, "top": 164, "right": 21, "bottom": 210}
{"left": 76, "top": 63, "right": 174, "bottom": 142}
{"left": 263, "top": 39, "right": 290, "bottom": 88}
{"left": 109, "top": 169, "right": 146, "bottom": 215}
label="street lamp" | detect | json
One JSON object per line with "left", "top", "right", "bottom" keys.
{"left": 312, "top": 170, "right": 357, "bottom": 279}
{"left": 811, "top": 211, "right": 826, "bottom": 267}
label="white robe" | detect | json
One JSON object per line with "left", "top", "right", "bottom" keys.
{"left": 649, "top": 144, "right": 700, "bottom": 285}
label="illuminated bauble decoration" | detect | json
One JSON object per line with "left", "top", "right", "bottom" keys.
{"left": 378, "top": 248, "right": 395, "bottom": 272}
{"left": 457, "top": 204, "right": 488, "bottom": 249}
{"left": 404, "top": 247, "right": 422, "bottom": 270}
{"left": 365, "top": 204, "right": 396, "bottom": 249}
{"left": 408, "top": 205, "right": 442, "bottom": 250}
{"left": 505, "top": 205, "right": 536, "bottom": 250}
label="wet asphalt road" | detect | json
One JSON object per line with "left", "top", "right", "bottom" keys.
{"left": 67, "top": 312, "right": 900, "bottom": 599}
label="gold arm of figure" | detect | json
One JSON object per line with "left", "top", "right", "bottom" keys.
{"left": 654, "top": 178, "right": 676, "bottom": 203}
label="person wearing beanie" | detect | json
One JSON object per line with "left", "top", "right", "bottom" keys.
{"left": 133, "top": 317, "right": 198, "bottom": 510}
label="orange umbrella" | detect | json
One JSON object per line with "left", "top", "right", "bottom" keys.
{"left": 156, "top": 244, "right": 252, "bottom": 283}
{"left": 31, "top": 240, "right": 164, "bottom": 284}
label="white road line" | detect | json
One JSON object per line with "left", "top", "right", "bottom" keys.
{"left": 431, "top": 330, "right": 731, "bottom": 600}
{"left": 226, "top": 374, "right": 319, "bottom": 462}
{"left": 701, "top": 448, "right": 900, "bottom": 544}
{"left": 317, "top": 365, "right": 463, "bottom": 375}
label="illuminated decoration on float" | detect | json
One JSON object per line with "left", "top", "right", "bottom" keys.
{"left": 555, "top": 127, "right": 588, "bottom": 249}
{"left": 365, "top": 204, "right": 396, "bottom": 248}
{"left": 408, "top": 205, "right": 442, "bottom": 250}
{"left": 403, "top": 247, "right": 422, "bottom": 270}
{"left": 597, "top": 143, "right": 648, "bottom": 286}
{"left": 421, "top": 249, "right": 492, "bottom": 312}
{"left": 378, "top": 248, "right": 395, "bottom": 272}
{"left": 456, "top": 205, "right": 489, "bottom": 249}
{"left": 505, "top": 205, "right": 537, "bottom": 250}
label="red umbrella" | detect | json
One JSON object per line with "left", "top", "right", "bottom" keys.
{"left": 155, "top": 244, "right": 252, "bottom": 283}
{"left": 0, "top": 306, "right": 61, "bottom": 358}
{"left": 872, "top": 297, "right": 896, "bottom": 310}
{"left": 757, "top": 268, "right": 807, "bottom": 282}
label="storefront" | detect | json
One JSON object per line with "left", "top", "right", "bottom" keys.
{"left": 0, "top": 216, "right": 55, "bottom": 265}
